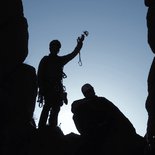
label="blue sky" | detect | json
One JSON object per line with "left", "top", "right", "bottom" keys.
{"left": 22, "top": 0, "right": 152, "bottom": 136}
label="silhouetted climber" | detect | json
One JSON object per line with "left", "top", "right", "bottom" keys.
{"left": 37, "top": 34, "right": 86, "bottom": 128}
{"left": 71, "top": 83, "right": 144, "bottom": 155}
{"left": 144, "top": 0, "right": 155, "bottom": 151}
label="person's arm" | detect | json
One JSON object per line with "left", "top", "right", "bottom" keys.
{"left": 37, "top": 57, "right": 47, "bottom": 88}
{"left": 62, "top": 34, "right": 85, "bottom": 65}
{"left": 37, "top": 57, "right": 47, "bottom": 106}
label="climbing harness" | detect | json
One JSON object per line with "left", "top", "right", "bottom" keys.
{"left": 78, "top": 31, "right": 89, "bottom": 66}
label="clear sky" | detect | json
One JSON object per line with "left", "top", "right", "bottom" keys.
{"left": 22, "top": 0, "right": 153, "bottom": 136}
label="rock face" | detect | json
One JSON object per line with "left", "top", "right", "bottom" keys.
{"left": 0, "top": 0, "right": 28, "bottom": 80}
{"left": 145, "top": 1, "right": 155, "bottom": 154}
{"left": 28, "top": 126, "right": 146, "bottom": 155}
{"left": 0, "top": 1, "right": 37, "bottom": 155}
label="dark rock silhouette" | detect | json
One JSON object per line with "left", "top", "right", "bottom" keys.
{"left": 144, "top": 0, "right": 155, "bottom": 154}
{"left": 145, "top": 0, "right": 155, "bottom": 54}
{"left": 28, "top": 126, "right": 67, "bottom": 155}
{"left": 0, "top": 1, "right": 36, "bottom": 155}
{"left": 0, "top": 0, "right": 28, "bottom": 82}
{"left": 0, "top": 63, "right": 37, "bottom": 155}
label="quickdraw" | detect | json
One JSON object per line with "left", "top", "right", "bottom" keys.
{"left": 78, "top": 31, "right": 89, "bottom": 66}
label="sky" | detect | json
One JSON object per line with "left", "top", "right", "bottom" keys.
{"left": 22, "top": 0, "right": 153, "bottom": 136}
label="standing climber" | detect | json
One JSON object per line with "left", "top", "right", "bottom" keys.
{"left": 37, "top": 33, "right": 86, "bottom": 128}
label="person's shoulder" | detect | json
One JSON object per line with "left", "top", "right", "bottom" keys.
{"left": 39, "top": 55, "right": 49, "bottom": 63}
{"left": 42, "top": 55, "right": 49, "bottom": 60}
{"left": 97, "top": 96, "right": 117, "bottom": 107}
{"left": 97, "top": 96, "right": 111, "bottom": 102}
{"left": 72, "top": 98, "right": 85, "bottom": 105}
{"left": 71, "top": 98, "right": 85, "bottom": 112}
